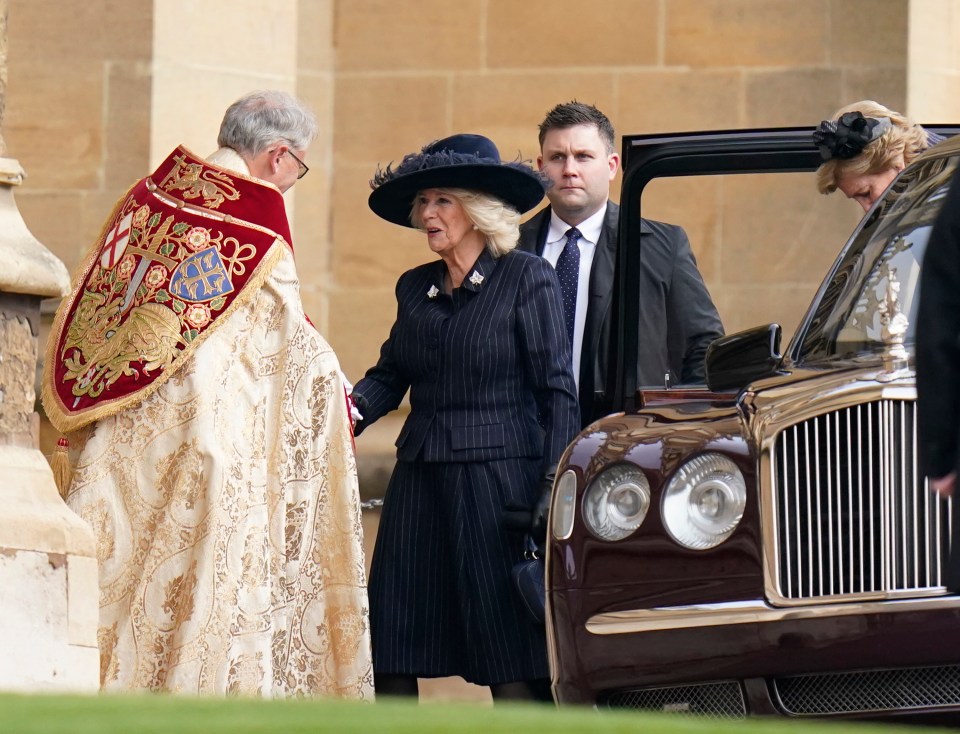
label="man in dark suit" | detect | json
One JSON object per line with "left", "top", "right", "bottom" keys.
{"left": 917, "top": 166, "right": 960, "bottom": 592}
{"left": 519, "top": 101, "right": 724, "bottom": 426}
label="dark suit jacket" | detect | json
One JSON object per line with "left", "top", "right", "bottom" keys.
{"left": 917, "top": 169, "right": 960, "bottom": 591}
{"left": 353, "top": 248, "right": 579, "bottom": 471}
{"left": 519, "top": 201, "right": 724, "bottom": 424}
{"left": 918, "top": 172, "right": 960, "bottom": 480}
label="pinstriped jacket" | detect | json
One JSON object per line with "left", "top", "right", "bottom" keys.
{"left": 353, "top": 248, "right": 579, "bottom": 470}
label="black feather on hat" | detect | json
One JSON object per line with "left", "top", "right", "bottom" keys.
{"left": 368, "top": 134, "right": 547, "bottom": 227}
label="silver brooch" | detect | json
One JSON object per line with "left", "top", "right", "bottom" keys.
{"left": 469, "top": 271, "right": 484, "bottom": 286}
{"left": 427, "top": 285, "right": 439, "bottom": 299}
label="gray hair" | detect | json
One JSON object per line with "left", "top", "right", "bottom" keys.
{"left": 217, "top": 90, "right": 318, "bottom": 156}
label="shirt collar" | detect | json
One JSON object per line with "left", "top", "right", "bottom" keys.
{"left": 205, "top": 147, "right": 250, "bottom": 176}
{"left": 546, "top": 203, "right": 607, "bottom": 246}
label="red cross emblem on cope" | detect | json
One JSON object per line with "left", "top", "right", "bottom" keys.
{"left": 100, "top": 212, "right": 134, "bottom": 270}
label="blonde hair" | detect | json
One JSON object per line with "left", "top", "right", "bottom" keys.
{"left": 816, "top": 100, "right": 931, "bottom": 195}
{"left": 410, "top": 188, "right": 520, "bottom": 257}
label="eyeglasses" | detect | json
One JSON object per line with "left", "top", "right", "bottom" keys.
{"left": 287, "top": 150, "right": 309, "bottom": 180}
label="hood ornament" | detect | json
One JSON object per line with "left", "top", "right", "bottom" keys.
{"left": 877, "top": 263, "right": 910, "bottom": 378}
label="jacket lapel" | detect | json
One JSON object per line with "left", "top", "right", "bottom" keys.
{"left": 583, "top": 201, "right": 619, "bottom": 374}
{"left": 460, "top": 248, "right": 497, "bottom": 293}
{"left": 518, "top": 207, "right": 551, "bottom": 255}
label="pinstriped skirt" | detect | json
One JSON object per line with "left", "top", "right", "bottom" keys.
{"left": 368, "top": 457, "right": 547, "bottom": 686}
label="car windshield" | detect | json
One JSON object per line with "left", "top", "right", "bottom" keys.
{"left": 791, "top": 154, "right": 960, "bottom": 366}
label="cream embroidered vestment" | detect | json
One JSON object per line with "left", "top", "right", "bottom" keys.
{"left": 43, "top": 147, "right": 373, "bottom": 697}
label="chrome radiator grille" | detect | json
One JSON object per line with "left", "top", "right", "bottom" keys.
{"left": 771, "top": 399, "right": 952, "bottom": 601}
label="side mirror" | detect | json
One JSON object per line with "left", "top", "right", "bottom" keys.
{"left": 705, "top": 324, "right": 783, "bottom": 392}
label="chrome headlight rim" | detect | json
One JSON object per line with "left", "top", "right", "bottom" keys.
{"left": 581, "top": 462, "right": 651, "bottom": 542}
{"left": 661, "top": 452, "right": 747, "bottom": 551}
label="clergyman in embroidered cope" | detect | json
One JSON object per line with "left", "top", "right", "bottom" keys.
{"left": 42, "top": 145, "right": 373, "bottom": 698}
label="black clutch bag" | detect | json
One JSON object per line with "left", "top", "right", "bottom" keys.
{"left": 511, "top": 535, "right": 545, "bottom": 624}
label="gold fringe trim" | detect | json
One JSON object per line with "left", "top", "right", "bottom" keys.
{"left": 50, "top": 437, "right": 72, "bottom": 500}
{"left": 42, "top": 242, "right": 285, "bottom": 434}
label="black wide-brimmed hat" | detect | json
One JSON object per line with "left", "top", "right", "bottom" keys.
{"left": 368, "top": 133, "right": 547, "bottom": 227}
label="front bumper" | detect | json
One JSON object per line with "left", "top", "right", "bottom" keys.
{"left": 550, "top": 591, "right": 960, "bottom": 719}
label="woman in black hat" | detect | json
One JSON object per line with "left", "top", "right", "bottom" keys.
{"left": 352, "top": 134, "right": 579, "bottom": 701}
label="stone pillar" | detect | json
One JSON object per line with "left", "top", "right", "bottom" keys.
{"left": 0, "top": 0, "right": 98, "bottom": 691}
{"left": 907, "top": 0, "right": 960, "bottom": 121}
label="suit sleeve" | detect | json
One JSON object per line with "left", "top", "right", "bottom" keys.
{"left": 515, "top": 257, "right": 580, "bottom": 469}
{"left": 351, "top": 276, "right": 412, "bottom": 436}
{"left": 667, "top": 226, "right": 725, "bottom": 384}
{"left": 917, "top": 173, "right": 960, "bottom": 478}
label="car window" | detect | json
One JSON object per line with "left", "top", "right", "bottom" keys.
{"left": 791, "top": 155, "right": 960, "bottom": 365}
{"left": 638, "top": 172, "right": 860, "bottom": 348}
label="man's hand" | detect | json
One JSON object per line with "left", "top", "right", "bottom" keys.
{"left": 931, "top": 471, "right": 957, "bottom": 498}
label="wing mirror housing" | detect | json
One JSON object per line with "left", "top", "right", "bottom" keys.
{"left": 705, "top": 323, "right": 783, "bottom": 392}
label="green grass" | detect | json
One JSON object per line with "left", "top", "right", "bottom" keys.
{"left": 0, "top": 693, "right": 945, "bottom": 734}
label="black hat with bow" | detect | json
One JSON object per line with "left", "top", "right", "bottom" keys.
{"left": 368, "top": 134, "right": 547, "bottom": 227}
{"left": 812, "top": 111, "right": 893, "bottom": 163}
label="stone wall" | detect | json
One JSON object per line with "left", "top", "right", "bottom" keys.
{"left": 6, "top": 0, "right": 153, "bottom": 277}
{"left": 908, "top": 0, "right": 960, "bottom": 121}
{"left": 2, "top": 0, "right": 931, "bottom": 470}
{"left": 1, "top": 0, "right": 951, "bottom": 702}
{"left": 327, "top": 0, "right": 908, "bottom": 381}
{"left": 0, "top": 0, "right": 99, "bottom": 689}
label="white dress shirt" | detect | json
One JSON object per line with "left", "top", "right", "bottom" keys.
{"left": 540, "top": 205, "right": 607, "bottom": 388}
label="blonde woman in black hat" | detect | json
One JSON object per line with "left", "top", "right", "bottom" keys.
{"left": 352, "top": 134, "right": 579, "bottom": 702}
{"left": 814, "top": 100, "right": 944, "bottom": 212}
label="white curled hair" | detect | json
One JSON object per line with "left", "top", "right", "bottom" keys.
{"left": 410, "top": 188, "right": 521, "bottom": 257}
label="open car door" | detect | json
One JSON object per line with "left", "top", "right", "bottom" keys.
{"left": 592, "top": 126, "right": 960, "bottom": 422}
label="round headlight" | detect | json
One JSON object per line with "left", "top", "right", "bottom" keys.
{"left": 551, "top": 470, "right": 578, "bottom": 541}
{"left": 582, "top": 464, "right": 650, "bottom": 541}
{"left": 662, "top": 453, "right": 746, "bottom": 550}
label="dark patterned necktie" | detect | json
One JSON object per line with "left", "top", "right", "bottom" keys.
{"left": 555, "top": 227, "right": 581, "bottom": 347}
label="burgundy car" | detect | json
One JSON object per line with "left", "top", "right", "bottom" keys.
{"left": 546, "top": 127, "right": 960, "bottom": 723}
